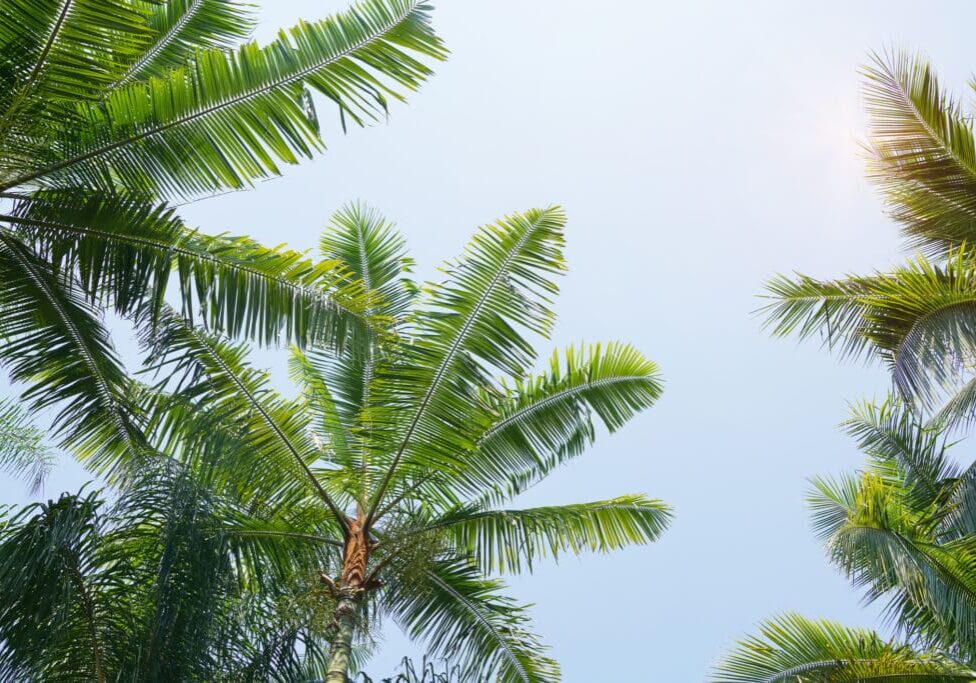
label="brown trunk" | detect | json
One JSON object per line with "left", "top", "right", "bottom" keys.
{"left": 340, "top": 515, "right": 369, "bottom": 589}
{"left": 324, "top": 515, "right": 373, "bottom": 683}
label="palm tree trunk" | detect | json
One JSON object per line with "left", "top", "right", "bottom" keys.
{"left": 325, "top": 595, "right": 357, "bottom": 683}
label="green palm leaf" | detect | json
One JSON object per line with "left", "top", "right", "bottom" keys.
{"left": 712, "top": 613, "right": 975, "bottom": 682}
{"left": 425, "top": 495, "right": 672, "bottom": 574}
{"left": 2, "top": 0, "right": 447, "bottom": 197}
{"left": 0, "top": 397, "right": 56, "bottom": 493}
{"left": 365, "top": 206, "right": 567, "bottom": 521}
{"left": 0, "top": 231, "right": 145, "bottom": 474}
{"left": 385, "top": 557, "right": 560, "bottom": 683}
{"left": 4, "top": 189, "right": 374, "bottom": 347}
{"left": 111, "top": 0, "right": 256, "bottom": 89}
{"left": 864, "top": 52, "right": 976, "bottom": 257}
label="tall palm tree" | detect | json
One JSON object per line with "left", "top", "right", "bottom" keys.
{"left": 133, "top": 203, "right": 672, "bottom": 682}
{"left": 762, "top": 52, "right": 976, "bottom": 429}
{"left": 0, "top": 0, "right": 445, "bottom": 483}
{"left": 713, "top": 400, "right": 976, "bottom": 682}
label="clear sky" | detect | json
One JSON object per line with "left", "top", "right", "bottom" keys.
{"left": 6, "top": 1, "right": 976, "bottom": 680}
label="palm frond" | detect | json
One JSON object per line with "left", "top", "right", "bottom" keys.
{"left": 462, "top": 342, "right": 663, "bottom": 503}
{"left": 712, "top": 612, "right": 975, "bottom": 682}
{"left": 763, "top": 253, "right": 976, "bottom": 411}
{"left": 365, "top": 206, "right": 567, "bottom": 522}
{"left": 385, "top": 557, "right": 560, "bottom": 683}
{"left": 0, "top": 396, "right": 56, "bottom": 493}
{"left": 0, "top": 230, "right": 146, "bottom": 475}
{"left": 2, "top": 0, "right": 447, "bottom": 197}
{"left": 5, "top": 189, "right": 374, "bottom": 347}
{"left": 112, "top": 0, "right": 256, "bottom": 89}
{"left": 141, "top": 308, "right": 351, "bottom": 524}
{"left": 864, "top": 52, "right": 976, "bottom": 256}
{"left": 427, "top": 495, "right": 672, "bottom": 574}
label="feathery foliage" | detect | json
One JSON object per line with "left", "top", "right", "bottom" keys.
{"left": 762, "top": 52, "right": 976, "bottom": 427}
{"left": 0, "top": 0, "right": 445, "bottom": 482}
{"left": 128, "top": 203, "right": 669, "bottom": 682}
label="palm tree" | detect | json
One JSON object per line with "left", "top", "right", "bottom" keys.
{"left": 761, "top": 52, "right": 976, "bottom": 429}
{"left": 0, "top": 0, "right": 445, "bottom": 483}
{"left": 0, "top": 477, "right": 349, "bottom": 681}
{"left": 713, "top": 400, "right": 976, "bottom": 681}
{"left": 714, "top": 50, "right": 976, "bottom": 681}
{"left": 133, "top": 203, "right": 672, "bottom": 682}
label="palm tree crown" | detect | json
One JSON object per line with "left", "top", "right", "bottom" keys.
{"left": 135, "top": 204, "right": 672, "bottom": 683}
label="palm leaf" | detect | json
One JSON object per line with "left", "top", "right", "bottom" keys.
{"left": 712, "top": 613, "right": 975, "bottom": 682}
{"left": 0, "top": 230, "right": 146, "bottom": 475}
{"left": 4, "top": 189, "right": 374, "bottom": 347}
{"left": 111, "top": 0, "right": 256, "bottom": 89}
{"left": 2, "top": 0, "right": 447, "bottom": 197}
{"left": 0, "top": 396, "right": 56, "bottom": 493}
{"left": 864, "top": 52, "right": 976, "bottom": 256}
{"left": 426, "top": 495, "right": 672, "bottom": 574}
{"left": 365, "top": 206, "right": 567, "bottom": 521}
{"left": 384, "top": 557, "right": 560, "bottom": 683}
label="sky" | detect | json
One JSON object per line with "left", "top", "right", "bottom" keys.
{"left": 5, "top": 1, "right": 976, "bottom": 680}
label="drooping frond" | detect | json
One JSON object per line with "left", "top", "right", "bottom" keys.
{"left": 427, "top": 495, "right": 672, "bottom": 574}
{"left": 712, "top": 613, "right": 976, "bottom": 682}
{"left": 0, "top": 396, "right": 56, "bottom": 493}
{"left": 864, "top": 52, "right": 976, "bottom": 257}
{"left": 385, "top": 557, "right": 560, "bottom": 683}
{"left": 842, "top": 398, "right": 958, "bottom": 507}
{"left": 2, "top": 0, "right": 447, "bottom": 197}
{"left": 0, "top": 230, "right": 146, "bottom": 475}
{"left": 5, "top": 189, "right": 374, "bottom": 347}
{"left": 0, "top": 491, "right": 131, "bottom": 682}
{"left": 365, "top": 206, "right": 567, "bottom": 521}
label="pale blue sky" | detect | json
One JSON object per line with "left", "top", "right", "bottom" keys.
{"left": 5, "top": 1, "right": 976, "bottom": 680}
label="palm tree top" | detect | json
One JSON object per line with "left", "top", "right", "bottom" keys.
{"left": 134, "top": 202, "right": 671, "bottom": 682}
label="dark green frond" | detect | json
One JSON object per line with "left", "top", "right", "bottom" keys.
{"left": 0, "top": 230, "right": 146, "bottom": 475}
{"left": 5, "top": 189, "right": 374, "bottom": 347}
